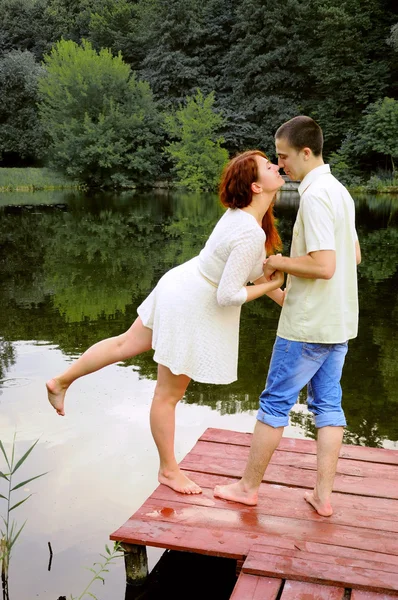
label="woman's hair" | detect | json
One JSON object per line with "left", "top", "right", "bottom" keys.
{"left": 275, "top": 116, "right": 323, "bottom": 156}
{"left": 219, "top": 150, "right": 282, "bottom": 255}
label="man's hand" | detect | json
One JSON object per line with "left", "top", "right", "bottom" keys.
{"left": 263, "top": 254, "right": 283, "bottom": 281}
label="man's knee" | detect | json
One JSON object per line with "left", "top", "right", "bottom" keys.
{"left": 314, "top": 411, "right": 346, "bottom": 428}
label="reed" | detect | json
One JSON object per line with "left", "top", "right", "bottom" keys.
{"left": 0, "top": 435, "right": 47, "bottom": 600}
{"left": 70, "top": 542, "right": 124, "bottom": 600}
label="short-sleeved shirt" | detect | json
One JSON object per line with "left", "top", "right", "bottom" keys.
{"left": 277, "top": 164, "right": 359, "bottom": 343}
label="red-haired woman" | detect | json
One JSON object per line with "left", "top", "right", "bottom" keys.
{"left": 46, "top": 151, "right": 286, "bottom": 495}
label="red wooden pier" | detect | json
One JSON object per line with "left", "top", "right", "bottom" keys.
{"left": 110, "top": 427, "right": 398, "bottom": 599}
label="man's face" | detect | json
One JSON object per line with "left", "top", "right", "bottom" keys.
{"left": 275, "top": 137, "right": 306, "bottom": 181}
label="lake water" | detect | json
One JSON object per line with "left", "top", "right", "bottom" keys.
{"left": 0, "top": 189, "right": 397, "bottom": 599}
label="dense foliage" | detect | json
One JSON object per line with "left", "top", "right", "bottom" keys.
{"left": 38, "top": 39, "right": 162, "bottom": 186}
{"left": 0, "top": 0, "right": 397, "bottom": 188}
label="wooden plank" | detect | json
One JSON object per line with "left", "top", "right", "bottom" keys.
{"left": 293, "top": 541, "right": 398, "bottom": 569}
{"left": 229, "top": 573, "right": 281, "bottom": 600}
{"left": 128, "top": 497, "right": 398, "bottom": 556}
{"left": 189, "top": 440, "right": 398, "bottom": 480}
{"left": 351, "top": 591, "right": 398, "bottom": 600}
{"left": 281, "top": 580, "right": 345, "bottom": 599}
{"left": 150, "top": 479, "right": 398, "bottom": 533}
{"left": 110, "top": 517, "right": 252, "bottom": 559}
{"left": 199, "top": 428, "right": 398, "bottom": 465}
{"left": 180, "top": 452, "right": 398, "bottom": 500}
{"left": 246, "top": 543, "right": 398, "bottom": 575}
{"left": 242, "top": 548, "right": 398, "bottom": 594}
{"left": 177, "top": 469, "right": 398, "bottom": 517}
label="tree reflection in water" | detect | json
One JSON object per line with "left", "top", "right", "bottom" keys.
{"left": 0, "top": 190, "right": 397, "bottom": 447}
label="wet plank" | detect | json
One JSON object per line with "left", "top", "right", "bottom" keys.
{"left": 243, "top": 544, "right": 398, "bottom": 593}
{"left": 199, "top": 428, "right": 398, "bottom": 465}
{"left": 229, "top": 573, "right": 281, "bottom": 600}
{"left": 150, "top": 478, "right": 398, "bottom": 533}
{"left": 189, "top": 440, "right": 398, "bottom": 480}
{"left": 111, "top": 517, "right": 251, "bottom": 559}
{"left": 281, "top": 580, "right": 345, "bottom": 599}
{"left": 175, "top": 470, "right": 398, "bottom": 518}
{"left": 126, "top": 497, "right": 398, "bottom": 556}
{"left": 351, "top": 591, "right": 398, "bottom": 600}
{"left": 110, "top": 428, "right": 398, "bottom": 596}
{"left": 245, "top": 542, "right": 398, "bottom": 575}
{"left": 180, "top": 451, "right": 398, "bottom": 499}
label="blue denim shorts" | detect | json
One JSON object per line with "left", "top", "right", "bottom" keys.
{"left": 257, "top": 336, "right": 348, "bottom": 429}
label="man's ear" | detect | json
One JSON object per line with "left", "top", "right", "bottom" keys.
{"left": 251, "top": 181, "right": 262, "bottom": 194}
{"left": 302, "top": 147, "right": 312, "bottom": 161}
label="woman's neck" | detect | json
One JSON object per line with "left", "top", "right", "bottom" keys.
{"left": 241, "top": 193, "right": 275, "bottom": 226}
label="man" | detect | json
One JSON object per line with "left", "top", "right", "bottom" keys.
{"left": 214, "top": 115, "right": 360, "bottom": 517}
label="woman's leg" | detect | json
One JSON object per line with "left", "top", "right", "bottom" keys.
{"left": 151, "top": 364, "right": 201, "bottom": 495}
{"left": 46, "top": 317, "right": 153, "bottom": 416}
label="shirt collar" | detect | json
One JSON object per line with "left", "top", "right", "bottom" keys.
{"left": 298, "top": 164, "right": 331, "bottom": 196}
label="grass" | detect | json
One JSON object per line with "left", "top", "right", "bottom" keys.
{"left": 0, "top": 168, "right": 81, "bottom": 192}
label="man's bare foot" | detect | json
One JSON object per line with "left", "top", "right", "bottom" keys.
{"left": 158, "top": 469, "right": 202, "bottom": 494}
{"left": 214, "top": 482, "right": 258, "bottom": 506}
{"left": 46, "top": 378, "right": 67, "bottom": 416}
{"left": 304, "top": 491, "right": 333, "bottom": 517}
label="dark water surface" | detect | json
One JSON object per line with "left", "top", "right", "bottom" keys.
{"left": 0, "top": 189, "right": 397, "bottom": 599}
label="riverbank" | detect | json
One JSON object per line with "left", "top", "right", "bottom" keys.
{"left": 1, "top": 168, "right": 397, "bottom": 194}
{"left": 0, "top": 167, "right": 80, "bottom": 192}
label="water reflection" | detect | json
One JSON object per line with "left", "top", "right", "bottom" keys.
{"left": 0, "top": 190, "right": 397, "bottom": 447}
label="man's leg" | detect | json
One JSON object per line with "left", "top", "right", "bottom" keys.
{"left": 214, "top": 337, "right": 324, "bottom": 505}
{"left": 214, "top": 421, "right": 283, "bottom": 505}
{"left": 304, "top": 342, "right": 348, "bottom": 516}
{"left": 304, "top": 426, "right": 344, "bottom": 516}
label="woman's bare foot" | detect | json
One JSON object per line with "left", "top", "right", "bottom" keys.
{"left": 304, "top": 491, "right": 333, "bottom": 517}
{"left": 214, "top": 481, "right": 258, "bottom": 506}
{"left": 158, "top": 469, "right": 202, "bottom": 494}
{"left": 46, "top": 378, "right": 67, "bottom": 416}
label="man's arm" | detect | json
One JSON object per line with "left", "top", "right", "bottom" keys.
{"left": 264, "top": 250, "right": 336, "bottom": 281}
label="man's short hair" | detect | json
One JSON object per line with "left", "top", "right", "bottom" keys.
{"left": 275, "top": 116, "right": 323, "bottom": 156}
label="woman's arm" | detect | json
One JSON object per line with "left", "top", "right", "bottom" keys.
{"left": 253, "top": 275, "right": 285, "bottom": 306}
{"left": 244, "top": 271, "right": 284, "bottom": 303}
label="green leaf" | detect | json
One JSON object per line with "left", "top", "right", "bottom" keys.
{"left": 0, "top": 494, "right": 8, "bottom": 500}
{"left": 0, "top": 471, "right": 9, "bottom": 481}
{"left": 105, "top": 544, "right": 111, "bottom": 555}
{"left": 11, "top": 472, "right": 48, "bottom": 491}
{"left": 11, "top": 439, "right": 40, "bottom": 474}
{"left": 0, "top": 441, "right": 11, "bottom": 470}
{"left": 9, "top": 521, "right": 26, "bottom": 549}
{"left": 9, "top": 494, "right": 32, "bottom": 511}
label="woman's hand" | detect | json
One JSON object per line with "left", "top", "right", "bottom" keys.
{"left": 270, "top": 269, "right": 284, "bottom": 289}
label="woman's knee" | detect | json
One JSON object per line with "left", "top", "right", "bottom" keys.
{"left": 153, "top": 385, "right": 183, "bottom": 406}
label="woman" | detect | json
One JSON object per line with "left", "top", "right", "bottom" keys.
{"left": 46, "top": 150, "right": 286, "bottom": 495}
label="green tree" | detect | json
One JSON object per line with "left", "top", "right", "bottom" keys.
{"left": 88, "top": 0, "right": 145, "bottom": 71}
{"left": 355, "top": 97, "right": 398, "bottom": 172}
{"left": 0, "top": 0, "right": 58, "bottom": 60}
{"left": 0, "top": 50, "right": 47, "bottom": 165}
{"left": 221, "top": 0, "right": 306, "bottom": 153}
{"left": 301, "top": 0, "right": 395, "bottom": 152}
{"left": 136, "top": 0, "right": 207, "bottom": 107}
{"left": 38, "top": 39, "right": 162, "bottom": 187}
{"left": 165, "top": 89, "right": 228, "bottom": 191}
{"left": 387, "top": 22, "right": 398, "bottom": 52}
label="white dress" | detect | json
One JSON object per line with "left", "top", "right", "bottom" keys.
{"left": 137, "top": 208, "right": 266, "bottom": 384}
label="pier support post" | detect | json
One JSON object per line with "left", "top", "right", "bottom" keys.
{"left": 121, "top": 543, "right": 148, "bottom": 586}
